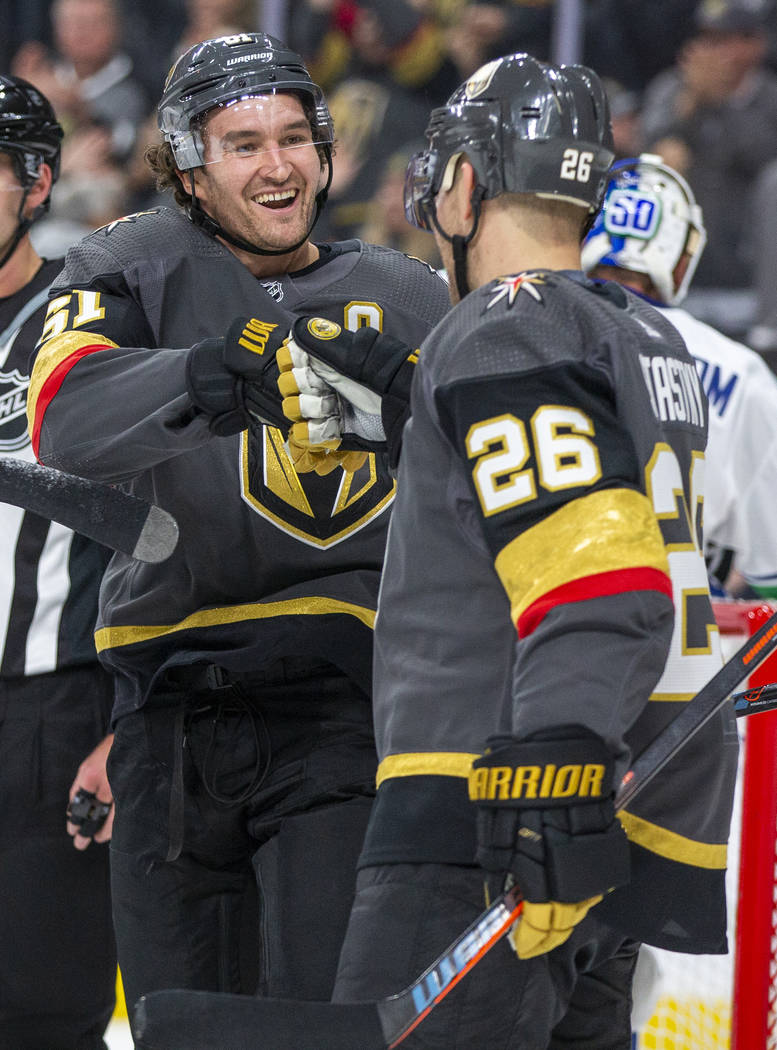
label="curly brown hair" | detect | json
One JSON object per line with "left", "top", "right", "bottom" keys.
{"left": 145, "top": 140, "right": 190, "bottom": 206}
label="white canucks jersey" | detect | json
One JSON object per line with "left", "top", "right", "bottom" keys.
{"left": 660, "top": 306, "right": 777, "bottom": 596}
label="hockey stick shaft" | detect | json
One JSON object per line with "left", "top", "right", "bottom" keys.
{"left": 0, "top": 457, "right": 179, "bottom": 562}
{"left": 616, "top": 607, "right": 777, "bottom": 808}
{"left": 732, "top": 681, "right": 777, "bottom": 716}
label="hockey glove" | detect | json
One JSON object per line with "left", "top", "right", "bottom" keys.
{"left": 285, "top": 433, "right": 368, "bottom": 477}
{"left": 470, "top": 726, "right": 630, "bottom": 960}
{"left": 276, "top": 317, "right": 418, "bottom": 469}
{"left": 185, "top": 315, "right": 289, "bottom": 436}
{"left": 275, "top": 333, "right": 369, "bottom": 474}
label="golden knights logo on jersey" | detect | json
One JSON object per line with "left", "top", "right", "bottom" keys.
{"left": 240, "top": 427, "right": 395, "bottom": 547}
{"left": 486, "top": 273, "right": 547, "bottom": 310}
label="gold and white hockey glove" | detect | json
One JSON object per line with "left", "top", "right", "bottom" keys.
{"left": 276, "top": 339, "right": 369, "bottom": 475}
{"left": 276, "top": 317, "right": 418, "bottom": 470}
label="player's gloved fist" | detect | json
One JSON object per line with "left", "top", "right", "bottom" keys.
{"left": 276, "top": 344, "right": 368, "bottom": 474}
{"left": 277, "top": 317, "right": 418, "bottom": 468}
{"left": 284, "top": 434, "right": 367, "bottom": 476}
{"left": 469, "top": 725, "right": 630, "bottom": 960}
{"left": 185, "top": 315, "right": 288, "bottom": 436}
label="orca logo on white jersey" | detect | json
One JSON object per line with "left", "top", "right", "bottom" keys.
{"left": 693, "top": 355, "right": 738, "bottom": 419}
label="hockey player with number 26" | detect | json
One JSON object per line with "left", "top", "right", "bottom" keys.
{"left": 272, "top": 52, "right": 739, "bottom": 1049}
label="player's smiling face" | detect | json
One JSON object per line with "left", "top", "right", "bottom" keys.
{"left": 194, "top": 93, "right": 325, "bottom": 258}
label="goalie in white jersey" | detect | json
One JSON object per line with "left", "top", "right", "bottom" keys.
{"left": 582, "top": 152, "right": 777, "bottom": 600}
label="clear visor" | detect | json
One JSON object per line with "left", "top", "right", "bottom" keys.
{"left": 404, "top": 149, "right": 438, "bottom": 230}
{"left": 198, "top": 97, "right": 330, "bottom": 168}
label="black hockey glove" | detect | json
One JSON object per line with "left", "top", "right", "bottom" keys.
{"left": 185, "top": 315, "right": 289, "bottom": 436}
{"left": 276, "top": 316, "right": 418, "bottom": 470}
{"left": 470, "top": 725, "right": 630, "bottom": 959}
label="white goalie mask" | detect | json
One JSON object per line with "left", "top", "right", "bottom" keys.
{"left": 581, "top": 153, "right": 706, "bottom": 306}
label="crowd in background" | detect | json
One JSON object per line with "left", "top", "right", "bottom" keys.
{"left": 5, "top": 0, "right": 777, "bottom": 358}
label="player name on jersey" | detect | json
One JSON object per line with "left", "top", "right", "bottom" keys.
{"left": 638, "top": 353, "right": 705, "bottom": 426}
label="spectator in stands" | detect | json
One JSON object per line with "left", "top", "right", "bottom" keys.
{"left": 169, "top": 0, "right": 255, "bottom": 63}
{"left": 358, "top": 141, "right": 442, "bottom": 268}
{"left": 288, "top": 0, "right": 460, "bottom": 104}
{"left": 32, "top": 117, "right": 131, "bottom": 255}
{"left": 314, "top": 75, "right": 431, "bottom": 240}
{"left": 584, "top": 0, "right": 700, "bottom": 94}
{"left": 11, "top": 0, "right": 150, "bottom": 162}
{"left": 602, "top": 78, "right": 644, "bottom": 159}
{"left": 744, "top": 153, "right": 777, "bottom": 368}
{"left": 639, "top": 0, "right": 777, "bottom": 292}
{"left": 444, "top": 0, "right": 555, "bottom": 79}
{"left": 289, "top": 0, "right": 459, "bottom": 240}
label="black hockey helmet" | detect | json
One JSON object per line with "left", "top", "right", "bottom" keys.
{"left": 0, "top": 75, "right": 63, "bottom": 269}
{"left": 0, "top": 74, "right": 63, "bottom": 189}
{"left": 404, "top": 53, "right": 614, "bottom": 232}
{"left": 158, "top": 32, "right": 334, "bottom": 171}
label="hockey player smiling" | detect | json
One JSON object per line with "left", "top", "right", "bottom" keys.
{"left": 186, "top": 94, "right": 329, "bottom": 271}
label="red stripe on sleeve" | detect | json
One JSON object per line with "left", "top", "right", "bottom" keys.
{"left": 30, "top": 343, "right": 112, "bottom": 459}
{"left": 516, "top": 567, "right": 674, "bottom": 639}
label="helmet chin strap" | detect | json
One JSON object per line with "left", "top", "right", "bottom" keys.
{"left": 429, "top": 186, "right": 485, "bottom": 301}
{"left": 0, "top": 190, "right": 34, "bottom": 271}
{"left": 187, "top": 154, "right": 333, "bottom": 258}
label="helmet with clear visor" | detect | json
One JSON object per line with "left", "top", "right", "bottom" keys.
{"left": 158, "top": 32, "right": 334, "bottom": 172}
{"left": 580, "top": 153, "right": 706, "bottom": 306}
{"left": 157, "top": 33, "right": 335, "bottom": 257}
{"left": 404, "top": 53, "right": 614, "bottom": 232}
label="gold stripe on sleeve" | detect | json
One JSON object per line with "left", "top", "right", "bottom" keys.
{"left": 28, "top": 331, "right": 119, "bottom": 426}
{"left": 494, "top": 488, "right": 669, "bottom": 625}
{"left": 618, "top": 809, "right": 727, "bottom": 870}
{"left": 376, "top": 752, "right": 478, "bottom": 788}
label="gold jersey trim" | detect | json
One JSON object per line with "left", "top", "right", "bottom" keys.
{"left": 376, "top": 751, "right": 478, "bottom": 788}
{"left": 28, "top": 330, "right": 119, "bottom": 433}
{"left": 94, "top": 596, "right": 375, "bottom": 653}
{"left": 494, "top": 487, "right": 669, "bottom": 623}
{"left": 617, "top": 808, "right": 727, "bottom": 870}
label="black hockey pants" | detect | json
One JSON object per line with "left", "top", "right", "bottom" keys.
{"left": 333, "top": 863, "right": 640, "bottom": 1050}
{"left": 107, "top": 659, "right": 377, "bottom": 1039}
{"left": 0, "top": 665, "right": 116, "bottom": 1050}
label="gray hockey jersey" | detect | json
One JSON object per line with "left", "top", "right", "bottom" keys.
{"left": 361, "top": 271, "right": 737, "bottom": 954}
{"left": 27, "top": 206, "right": 450, "bottom": 719}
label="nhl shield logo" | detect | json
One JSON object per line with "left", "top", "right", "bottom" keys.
{"left": 0, "top": 369, "right": 31, "bottom": 451}
{"left": 261, "top": 280, "right": 284, "bottom": 303}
